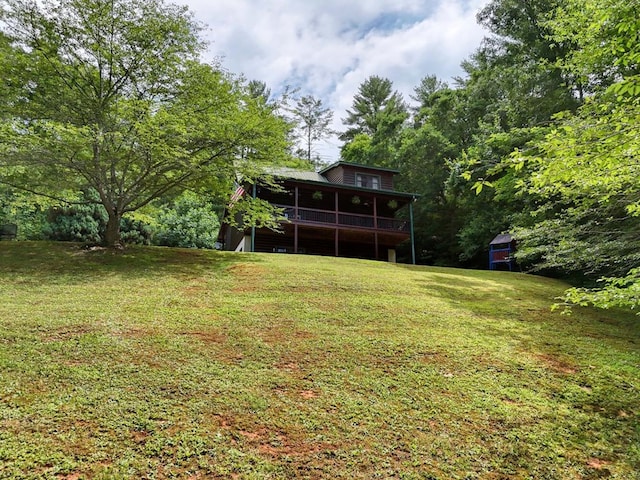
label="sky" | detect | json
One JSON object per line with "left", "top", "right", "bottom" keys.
{"left": 183, "top": 0, "right": 490, "bottom": 164}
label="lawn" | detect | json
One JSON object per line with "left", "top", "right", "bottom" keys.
{"left": 0, "top": 242, "right": 638, "bottom": 479}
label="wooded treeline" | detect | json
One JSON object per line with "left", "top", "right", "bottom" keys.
{"left": 1, "top": 0, "right": 638, "bottom": 311}
{"left": 338, "top": 0, "right": 639, "bottom": 312}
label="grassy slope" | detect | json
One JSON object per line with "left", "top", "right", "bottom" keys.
{"left": 0, "top": 242, "right": 638, "bottom": 480}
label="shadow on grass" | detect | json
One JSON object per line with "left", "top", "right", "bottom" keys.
{"left": 401, "top": 265, "right": 640, "bottom": 345}
{"left": 0, "top": 241, "right": 258, "bottom": 283}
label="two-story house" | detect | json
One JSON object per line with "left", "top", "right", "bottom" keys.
{"left": 218, "top": 162, "right": 418, "bottom": 263}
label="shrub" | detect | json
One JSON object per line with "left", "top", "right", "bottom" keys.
{"left": 154, "top": 192, "right": 220, "bottom": 249}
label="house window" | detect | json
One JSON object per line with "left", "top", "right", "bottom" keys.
{"left": 356, "top": 173, "right": 381, "bottom": 190}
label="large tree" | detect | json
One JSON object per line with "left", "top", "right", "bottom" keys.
{"left": 438, "top": 0, "right": 582, "bottom": 267}
{"left": 0, "top": 0, "right": 290, "bottom": 246}
{"left": 340, "top": 75, "right": 407, "bottom": 167}
{"left": 290, "top": 95, "right": 334, "bottom": 168}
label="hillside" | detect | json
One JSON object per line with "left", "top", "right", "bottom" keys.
{"left": 0, "top": 242, "right": 638, "bottom": 479}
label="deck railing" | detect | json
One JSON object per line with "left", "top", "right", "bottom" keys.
{"left": 279, "top": 205, "right": 409, "bottom": 232}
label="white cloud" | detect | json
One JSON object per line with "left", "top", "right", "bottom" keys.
{"left": 183, "top": 0, "right": 489, "bottom": 163}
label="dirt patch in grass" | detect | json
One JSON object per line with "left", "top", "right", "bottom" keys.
{"left": 534, "top": 352, "right": 579, "bottom": 374}
{"left": 257, "top": 323, "right": 315, "bottom": 345}
{"left": 239, "top": 429, "right": 333, "bottom": 458}
{"left": 226, "top": 263, "right": 267, "bottom": 292}
{"left": 131, "top": 430, "right": 150, "bottom": 444}
{"left": 419, "top": 351, "right": 448, "bottom": 363}
{"left": 587, "top": 458, "right": 611, "bottom": 470}
{"left": 299, "top": 390, "right": 318, "bottom": 399}
{"left": 181, "top": 279, "right": 210, "bottom": 295}
{"left": 41, "top": 325, "right": 97, "bottom": 342}
{"left": 276, "top": 361, "right": 302, "bottom": 371}
{"left": 210, "top": 414, "right": 335, "bottom": 459}
{"left": 182, "top": 330, "right": 227, "bottom": 344}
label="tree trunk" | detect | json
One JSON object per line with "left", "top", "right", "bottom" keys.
{"left": 104, "top": 210, "right": 122, "bottom": 248}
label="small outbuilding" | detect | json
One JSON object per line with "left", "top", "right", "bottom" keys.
{"left": 489, "top": 233, "right": 516, "bottom": 271}
{"left": 0, "top": 224, "right": 17, "bottom": 240}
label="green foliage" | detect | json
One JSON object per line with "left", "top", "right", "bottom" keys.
{"left": 154, "top": 192, "right": 220, "bottom": 249}
{"left": 340, "top": 76, "right": 408, "bottom": 167}
{"left": 339, "top": 133, "right": 374, "bottom": 165}
{"left": 42, "top": 191, "right": 153, "bottom": 245}
{"left": 0, "top": 0, "right": 291, "bottom": 247}
{"left": 44, "top": 202, "right": 108, "bottom": 244}
{"left": 561, "top": 268, "right": 640, "bottom": 313}
{"left": 0, "top": 186, "right": 49, "bottom": 240}
{"left": 394, "top": 124, "right": 459, "bottom": 264}
{"left": 226, "top": 195, "right": 285, "bottom": 232}
{"left": 501, "top": 0, "right": 640, "bottom": 311}
{"left": 426, "top": 0, "right": 581, "bottom": 268}
{"left": 120, "top": 216, "right": 153, "bottom": 246}
{"left": 547, "top": 0, "right": 640, "bottom": 92}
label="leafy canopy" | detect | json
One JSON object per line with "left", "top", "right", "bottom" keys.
{"left": 0, "top": 0, "right": 290, "bottom": 246}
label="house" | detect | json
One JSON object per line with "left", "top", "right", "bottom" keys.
{"left": 218, "top": 162, "right": 418, "bottom": 263}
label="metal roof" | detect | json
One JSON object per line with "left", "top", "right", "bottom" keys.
{"left": 267, "top": 167, "right": 328, "bottom": 183}
{"left": 490, "top": 233, "right": 514, "bottom": 245}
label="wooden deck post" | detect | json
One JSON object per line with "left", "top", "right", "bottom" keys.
{"left": 409, "top": 198, "right": 416, "bottom": 265}
{"left": 373, "top": 197, "right": 378, "bottom": 259}
{"left": 250, "top": 183, "right": 257, "bottom": 252}
{"left": 334, "top": 191, "right": 339, "bottom": 256}
{"left": 375, "top": 232, "right": 379, "bottom": 260}
{"left": 294, "top": 186, "right": 299, "bottom": 253}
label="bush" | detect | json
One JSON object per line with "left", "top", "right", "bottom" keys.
{"left": 43, "top": 191, "right": 153, "bottom": 245}
{"left": 44, "top": 202, "right": 107, "bottom": 243}
{"left": 154, "top": 192, "right": 220, "bottom": 249}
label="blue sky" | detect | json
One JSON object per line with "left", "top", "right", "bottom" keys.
{"left": 184, "top": 0, "right": 490, "bottom": 163}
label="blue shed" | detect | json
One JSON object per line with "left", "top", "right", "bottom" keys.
{"left": 489, "top": 233, "right": 516, "bottom": 271}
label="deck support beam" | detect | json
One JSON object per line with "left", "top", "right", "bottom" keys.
{"left": 409, "top": 198, "right": 416, "bottom": 265}
{"left": 250, "top": 183, "right": 257, "bottom": 252}
{"left": 294, "top": 186, "right": 299, "bottom": 253}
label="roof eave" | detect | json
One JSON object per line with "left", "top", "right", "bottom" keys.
{"left": 319, "top": 161, "right": 400, "bottom": 175}
{"left": 273, "top": 176, "right": 420, "bottom": 198}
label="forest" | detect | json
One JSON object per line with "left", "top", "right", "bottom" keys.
{"left": 0, "top": 0, "right": 638, "bottom": 313}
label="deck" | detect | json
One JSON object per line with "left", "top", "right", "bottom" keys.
{"left": 278, "top": 205, "right": 410, "bottom": 233}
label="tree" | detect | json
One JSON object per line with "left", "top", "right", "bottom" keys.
{"left": 410, "top": 75, "right": 449, "bottom": 124}
{"left": 502, "top": 0, "right": 640, "bottom": 311}
{"left": 433, "top": 0, "right": 582, "bottom": 267}
{"left": 247, "top": 80, "right": 272, "bottom": 104}
{"left": 340, "top": 76, "right": 407, "bottom": 166}
{"left": 0, "top": 0, "right": 290, "bottom": 247}
{"left": 290, "top": 95, "right": 334, "bottom": 168}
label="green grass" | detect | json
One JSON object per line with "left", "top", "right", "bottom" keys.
{"left": 0, "top": 242, "right": 638, "bottom": 479}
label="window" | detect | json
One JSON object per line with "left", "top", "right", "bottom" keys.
{"left": 356, "top": 173, "right": 381, "bottom": 190}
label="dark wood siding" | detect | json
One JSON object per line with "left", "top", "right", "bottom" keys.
{"left": 322, "top": 163, "right": 397, "bottom": 190}
{"left": 380, "top": 173, "right": 394, "bottom": 190}
{"left": 337, "top": 166, "right": 394, "bottom": 190}
{"left": 324, "top": 165, "right": 345, "bottom": 184}
{"left": 343, "top": 169, "right": 356, "bottom": 186}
